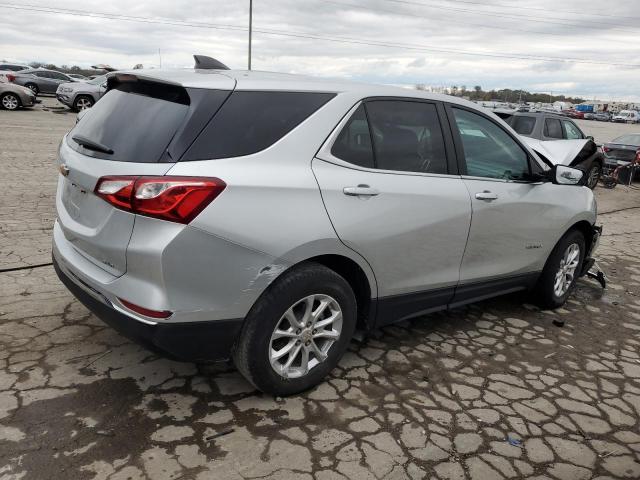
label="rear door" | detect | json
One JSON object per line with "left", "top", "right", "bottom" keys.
{"left": 313, "top": 99, "right": 471, "bottom": 323}
{"left": 56, "top": 74, "right": 234, "bottom": 276}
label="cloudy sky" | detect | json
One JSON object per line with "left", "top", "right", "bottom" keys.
{"left": 1, "top": 0, "right": 639, "bottom": 101}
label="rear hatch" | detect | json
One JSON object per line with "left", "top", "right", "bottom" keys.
{"left": 604, "top": 144, "right": 637, "bottom": 162}
{"left": 56, "top": 72, "right": 234, "bottom": 276}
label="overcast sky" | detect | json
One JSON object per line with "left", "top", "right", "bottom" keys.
{"left": 1, "top": 0, "right": 639, "bottom": 101}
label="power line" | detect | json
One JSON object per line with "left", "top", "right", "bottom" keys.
{"left": 435, "top": 0, "right": 640, "bottom": 22}
{"left": 321, "top": 0, "right": 629, "bottom": 42}
{"left": 380, "top": 0, "right": 640, "bottom": 33}
{"left": 1, "top": 3, "right": 639, "bottom": 68}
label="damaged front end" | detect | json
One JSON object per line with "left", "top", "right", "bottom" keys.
{"left": 580, "top": 225, "right": 607, "bottom": 288}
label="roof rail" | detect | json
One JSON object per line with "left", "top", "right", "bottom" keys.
{"left": 193, "top": 55, "right": 230, "bottom": 70}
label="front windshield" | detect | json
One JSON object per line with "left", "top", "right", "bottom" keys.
{"left": 88, "top": 75, "right": 107, "bottom": 85}
{"left": 613, "top": 134, "right": 640, "bottom": 146}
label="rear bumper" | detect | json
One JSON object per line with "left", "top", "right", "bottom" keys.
{"left": 53, "top": 254, "right": 244, "bottom": 362}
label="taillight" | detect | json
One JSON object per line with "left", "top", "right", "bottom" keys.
{"left": 6, "top": 74, "right": 15, "bottom": 82}
{"left": 603, "top": 146, "right": 611, "bottom": 153}
{"left": 95, "top": 176, "right": 226, "bottom": 224}
{"left": 636, "top": 150, "right": 640, "bottom": 163}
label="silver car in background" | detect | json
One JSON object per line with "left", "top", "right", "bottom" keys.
{"left": 11, "top": 68, "right": 76, "bottom": 95}
{"left": 53, "top": 66, "right": 602, "bottom": 395}
{"left": 0, "top": 81, "right": 37, "bottom": 110}
{"left": 56, "top": 75, "right": 108, "bottom": 111}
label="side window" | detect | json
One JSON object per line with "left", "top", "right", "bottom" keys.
{"left": 508, "top": 115, "right": 536, "bottom": 136}
{"left": 331, "top": 105, "right": 374, "bottom": 168}
{"left": 544, "top": 118, "right": 563, "bottom": 139}
{"left": 365, "top": 100, "right": 448, "bottom": 174}
{"left": 563, "top": 121, "right": 583, "bottom": 140}
{"left": 183, "top": 91, "right": 335, "bottom": 160}
{"left": 452, "top": 108, "right": 530, "bottom": 181}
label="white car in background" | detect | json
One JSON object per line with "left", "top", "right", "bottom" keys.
{"left": 612, "top": 110, "right": 640, "bottom": 124}
{"left": 0, "top": 63, "right": 29, "bottom": 83}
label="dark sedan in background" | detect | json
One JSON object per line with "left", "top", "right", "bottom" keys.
{"left": 603, "top": 134, "right": 640, "bottom": 169}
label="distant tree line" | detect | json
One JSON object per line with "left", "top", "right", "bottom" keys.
{"left": 445, "top": 84, "right": 585, "bottom": 104}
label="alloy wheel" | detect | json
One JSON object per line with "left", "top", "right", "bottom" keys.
{"left": 76, "top": 97, "right": 93, "bottom": 110}
{"left": 1, "top": 94, "right": 19, "bottom": 110}
{"left": 553, "top": 243, "right": 580, "bottom": 297}
{"left": 269, "top": 294, "right": 342, "bottom": 379}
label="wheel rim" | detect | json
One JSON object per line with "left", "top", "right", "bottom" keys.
{"left": 2, "top": 95, "right": 18, "bottom": 110}
{"left": 553, "top": 243, "right": 580, "bottom": 297}
{"left": 76, "top": 98, "right": 92, "bottom": 110}
{"left": 269, "top": 294, "right": 343, "bottom": 379}
{"left": 587, "top": 166, "right": 600, "bottom": 189}
{"left": 26, "top": 85, "right": 37, "bottom": 94}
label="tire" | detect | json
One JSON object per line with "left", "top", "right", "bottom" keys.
{"left": 534, "top": 230, "right": 585, "bottom": 309}
{"left": 24, "top": 83, "right": 38, "bottom": 95}
{"left": 586, "top": 163, "right": 601, "bottom": 190}
{"left": 73, "top": 95, "right": 94, "bottom": 112}
{"left": 233, "top": 262, "right": 357, "bottom": 396}
{"left": 1, "top": 93, "right": 20, "bottom": 111}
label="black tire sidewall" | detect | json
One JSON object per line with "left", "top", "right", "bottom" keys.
{"left": 235, "top": 263, "right": 357, "bottom": 396}
{"left": 1, "top": 93, "right": 20, "bottom": 110}
{"left": 537, "top": 230, "right": 586, "bottom": 308}
{"left": 25, "top": 84, "right": 38, "bottom": 95}
{"left": 587, "top": 164, "right": 601, "bottom": 189}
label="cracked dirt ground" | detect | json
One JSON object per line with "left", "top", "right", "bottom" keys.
{"left": 2, "top": 102, "right": 640, "bottom": 480}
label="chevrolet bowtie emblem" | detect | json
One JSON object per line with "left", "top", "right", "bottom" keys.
{"left": 59, "top": 164, "right": 70, "bottom": 177}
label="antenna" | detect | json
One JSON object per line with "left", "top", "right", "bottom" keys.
{"left": 193, "top": 55, "right": 230, "bottom": 70}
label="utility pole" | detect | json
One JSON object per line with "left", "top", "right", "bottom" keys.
{"left": 248, "top": 0, "right": 253, "bottom": 70}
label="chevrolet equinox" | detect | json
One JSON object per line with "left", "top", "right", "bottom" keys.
{"left": 53, "top": 63, "right": 602, "bottom": 395}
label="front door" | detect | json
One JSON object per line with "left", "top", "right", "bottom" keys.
{"left": 447, "top": 106, "right": 564, "bottom": 301}
{"left": 314, "top": 100, "right": 471, "bottom": 324}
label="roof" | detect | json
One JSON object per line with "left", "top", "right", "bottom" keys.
{"left": 109, "top": 68, "right": 469, "bottom": 105}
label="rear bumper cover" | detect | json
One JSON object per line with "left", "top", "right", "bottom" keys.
{"left": 53, "top": 254, "right": 243, "bottom": 362}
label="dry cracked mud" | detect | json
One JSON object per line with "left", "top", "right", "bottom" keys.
{"left": 2, "top": 99, "right": 640, "bottom": 480}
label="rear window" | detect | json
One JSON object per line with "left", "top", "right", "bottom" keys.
{"left": 182, "top": 91, "right": 335, "bottom": 161}
{"left": 509, "top": 115, "right": 536, "bottom": 135}
{"left": 544, "top": 118, "right": 563, "bottom": 139}
{"left": 67, "top": 82, "right": 189, "bottom": 162}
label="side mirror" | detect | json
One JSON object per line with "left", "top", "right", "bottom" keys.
{"left": 552, "top": 165, "right": 584, "bottom": 186}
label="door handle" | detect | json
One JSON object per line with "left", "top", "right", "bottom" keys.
{"left": 343, "top": 185, "right": 380, "bottom": 197}
{"left": 475, "top": 191, "right": 498, "bottom": 201}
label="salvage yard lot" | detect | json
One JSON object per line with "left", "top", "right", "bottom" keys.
{"left": 1, "top": 100, "right": 640, "bottom": 479}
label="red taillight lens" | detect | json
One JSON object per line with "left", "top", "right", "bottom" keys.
{"left": 118, "top": 298, "right": 172, "bottom": 318}
{"left": 603, "top": 146, "right": 611, "bottom": 153}
{"left": 95, "top": 176, "right": 226, "bottom": 224}
{"left": 7, "top": 74, "right": 15, "bottom": 82}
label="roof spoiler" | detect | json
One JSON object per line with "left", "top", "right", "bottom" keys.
{"left": 193, "top": 55, "right": 230, "bottom": 70}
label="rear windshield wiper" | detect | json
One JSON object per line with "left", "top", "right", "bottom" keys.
{"left": 72, "top": 134, "right": 114, "bottom": 155}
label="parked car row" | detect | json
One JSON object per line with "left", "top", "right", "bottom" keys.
{"left": 0, "top": 62, "right": 113, "bottom": 111}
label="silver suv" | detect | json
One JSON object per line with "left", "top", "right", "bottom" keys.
{"left": 53, "top": 67, "right": 602, "bottom": 395}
